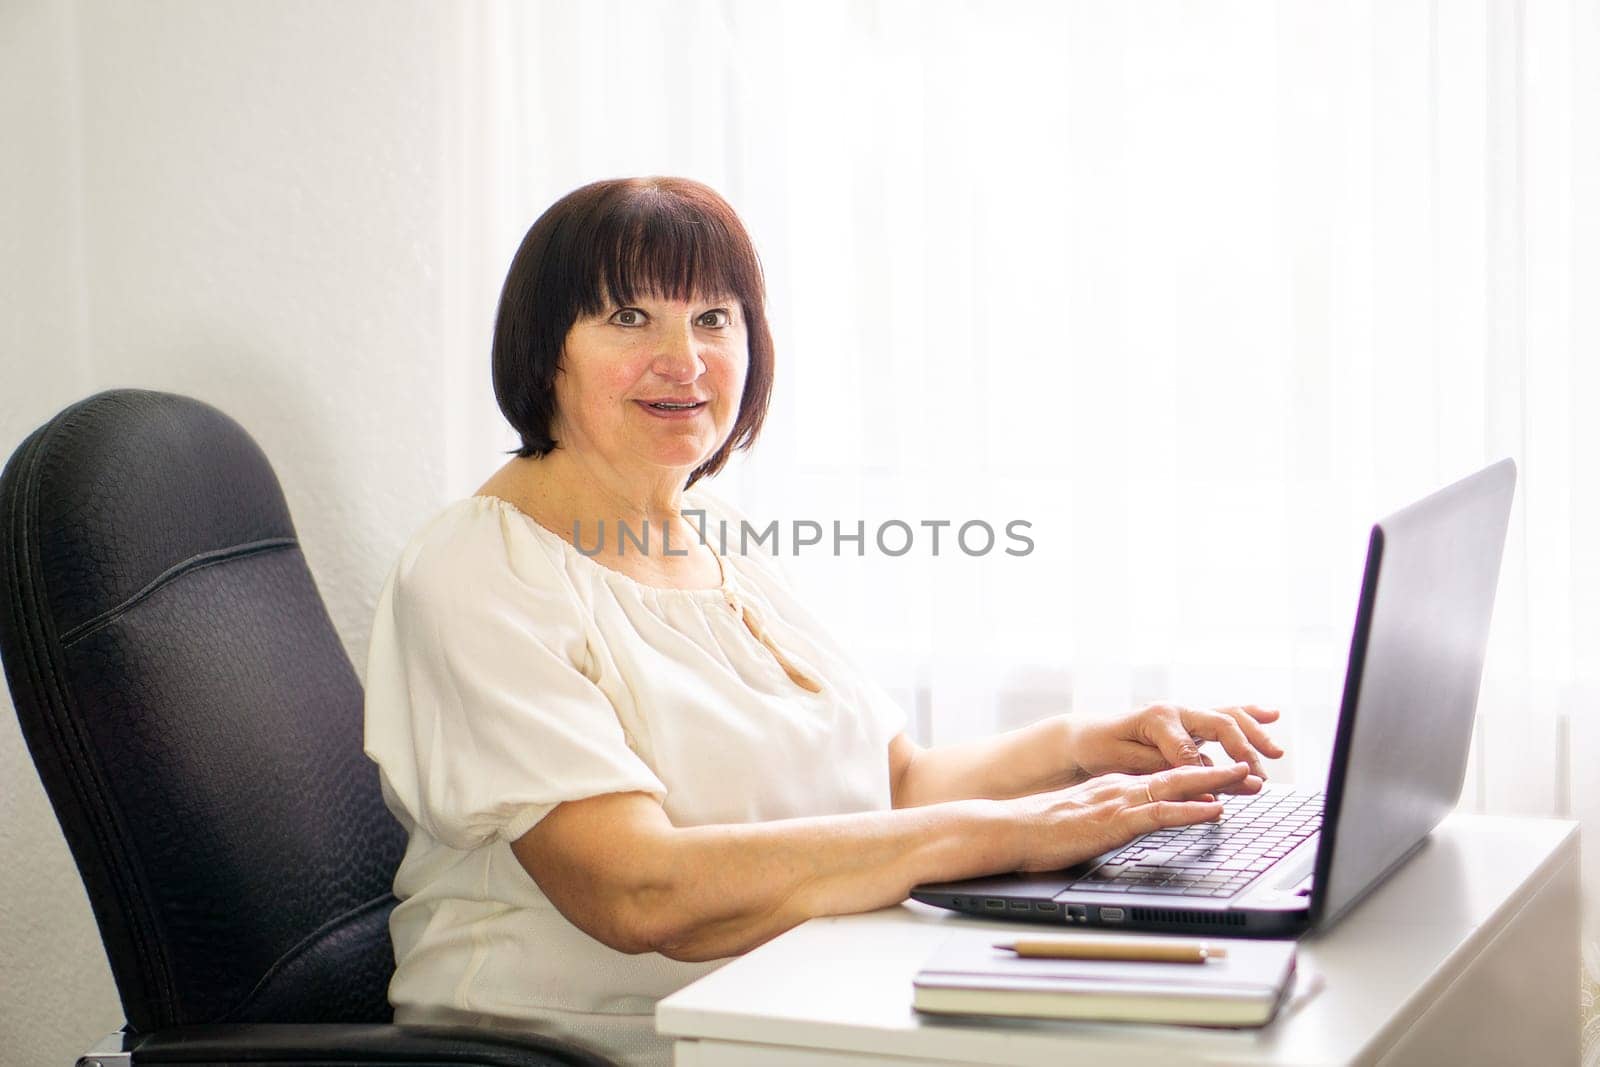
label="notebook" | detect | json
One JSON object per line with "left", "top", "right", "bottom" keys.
{"left": 912, "top": 930, "right": 1298, "bottom": 1027}
{"left": 911, "top": 459, "right": 1517, "bottom": 938}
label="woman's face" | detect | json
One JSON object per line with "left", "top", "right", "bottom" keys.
{"left": 552, "top": 291, "right": 749, "bottom": 481}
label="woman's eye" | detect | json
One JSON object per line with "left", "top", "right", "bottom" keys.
{"left": 610, "top": 308, "right": 646, "bottom": 326}
{"left": 698, "top": 309, "right": 732, "bottom": 328}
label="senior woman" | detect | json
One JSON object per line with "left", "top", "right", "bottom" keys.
{"left": 362, "top": 176, "right": 1282, "bottom": 1066}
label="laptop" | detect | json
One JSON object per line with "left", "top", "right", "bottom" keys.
{"left": 911, "top": 459, "right": 1517, "bottom": 939}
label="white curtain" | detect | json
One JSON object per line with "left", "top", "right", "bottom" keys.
{"left": 451, "top": 0, "right": 1599, "bottom": 1048}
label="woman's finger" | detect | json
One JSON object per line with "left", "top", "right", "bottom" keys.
{"left": 1138, "top": 798, "right": 1227, "bottom": 831}
{"left": 1182, "top": 710, "right": 1269, "bottom": 779}
{"left": 1138, "top": 762, "right": 1253, "bottom": 804}
{"left": 1213, "top": 714, "right": 1267, "bottom": 778}
{"left": 1146, "top": 711, "right": 1207, "bottom": 769}
{"left": 1215, "top": 705, "right": 1286, "bottom": 757}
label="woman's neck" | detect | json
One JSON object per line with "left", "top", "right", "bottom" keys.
{"left": 543, "top": 448, "right": 688, "bottom": 524}
{"left": 479, "top": 451, "right": 697, "bottom": 548}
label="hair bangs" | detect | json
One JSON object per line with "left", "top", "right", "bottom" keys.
{"left": 584, "top": 189, "right": 762, "bottom": 314}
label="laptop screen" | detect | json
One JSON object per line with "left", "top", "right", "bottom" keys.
{"left": 1311, "top": 460, "right": 1516, "bottom": 931}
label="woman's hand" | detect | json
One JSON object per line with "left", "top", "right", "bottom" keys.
{"left": 1063, "top": 703, "right": 1284, "bottom": 784}
{"left": 1006, "top": 762, "right": 1263, "bottom": 873}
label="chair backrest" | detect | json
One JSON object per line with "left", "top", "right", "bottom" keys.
{"left": 0, "top": 390, "right": 406, "bottom": 1032}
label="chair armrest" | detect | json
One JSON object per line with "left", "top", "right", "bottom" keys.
{"left": 82, "top": 1022, "right": 617, "bottom": 1067}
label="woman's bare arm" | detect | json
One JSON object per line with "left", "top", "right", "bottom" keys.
{"left": 889, "top": 717, "right": 1079, "bottom": 808}
{"left": 889, "top": 704, "right": 1283, "bottom": 808}
{"left": 512, "top": 790, "right": 1012, "bottom": 963}
{"left": 510, "top": 762, "right": 1255, "bottom": 963}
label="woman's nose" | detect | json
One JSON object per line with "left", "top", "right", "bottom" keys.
{"left": 652, "top": 323, "right": 705, "bottom": 382}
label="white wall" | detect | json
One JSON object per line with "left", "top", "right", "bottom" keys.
{"left": 0, "top": 3, "right": 488, "bottom": 1063}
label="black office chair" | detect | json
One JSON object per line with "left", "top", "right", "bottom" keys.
{"left": 0, "top": 390, "right": 614, "bottom": 1066}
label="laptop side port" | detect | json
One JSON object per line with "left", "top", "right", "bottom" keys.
{"left": 1099, "top": 906, "right": 1126, "bottom": 922}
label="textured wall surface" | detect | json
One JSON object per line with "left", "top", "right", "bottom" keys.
{"left": 0, "top": 4, "right": 120, "bottom": 1063}
{"left": 0, "top": 4, "right": 475, "bottom": 1063}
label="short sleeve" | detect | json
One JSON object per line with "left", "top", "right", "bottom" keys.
{"left": 363, "top": 513, "right": 667, "bottom": 852}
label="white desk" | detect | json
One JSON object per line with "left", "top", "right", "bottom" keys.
{"left": 658, "top": 814, "right": 1578, "bottom": 1066}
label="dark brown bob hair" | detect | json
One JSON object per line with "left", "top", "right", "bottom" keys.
{"left": 491, "top": 176, "right": 775, "bottom": 488}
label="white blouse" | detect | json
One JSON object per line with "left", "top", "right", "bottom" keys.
{"left": 362, "top": 485, "right": 907, "bottom": 1066}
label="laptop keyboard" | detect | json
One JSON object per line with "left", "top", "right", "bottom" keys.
{"left": 1068, "top": 789, "right": 1324, "bottom": 898}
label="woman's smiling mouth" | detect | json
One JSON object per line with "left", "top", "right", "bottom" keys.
{"left": 637, "top": 399, "right": 708, "bottom": 418}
